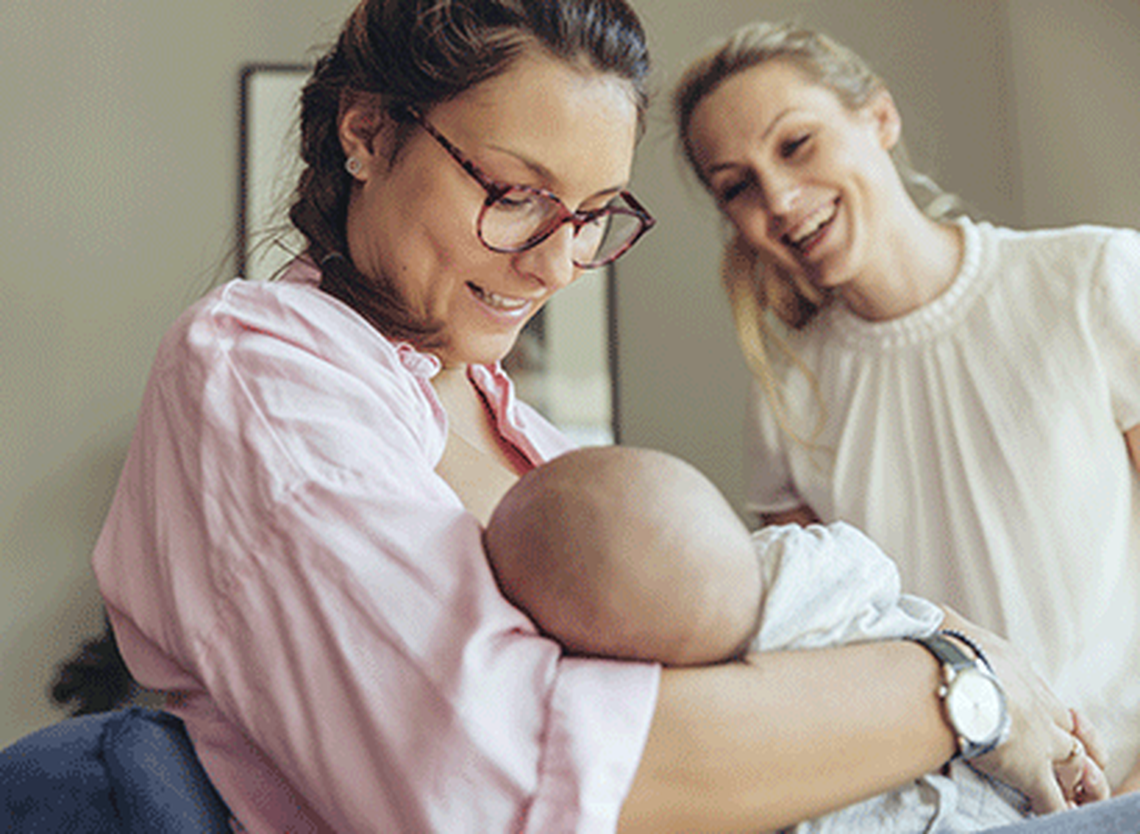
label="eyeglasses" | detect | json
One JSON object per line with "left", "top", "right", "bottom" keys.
{"left": 408, "top": 109, "right": 655, "bottom": 268}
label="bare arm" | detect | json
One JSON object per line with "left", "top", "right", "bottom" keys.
{"left": 759, "top": 503, "right": 821, "bottom": 527}
{"left": 621, "top": 610, "right": 1109, "bottom": 833}
{"left": 1126, "top": 424, "right": 1140, "bottom": 474}
{"left": 619, "top": 640, "right": 954, "bottom": 833}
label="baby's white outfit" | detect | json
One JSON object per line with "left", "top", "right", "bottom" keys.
{"left": 753, "top": 522, "right": 1028, "bottom": 833}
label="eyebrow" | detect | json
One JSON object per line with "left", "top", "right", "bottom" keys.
{"left": 704, "top": 106, "right": 798, "bottom": 178}
{"left": 486, "top": 143, "right": 629, "bottom": 201}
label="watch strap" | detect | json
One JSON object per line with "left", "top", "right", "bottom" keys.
{"left": 908, "top": 632, "right": 976, "bottom": 673}
{"left": 938, "top": 628, "right": 995, "bottom": 673}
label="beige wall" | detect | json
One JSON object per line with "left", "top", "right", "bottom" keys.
{"left": 2, "top": 1, "right": 1137, "bottom": 747}
{"left": 0, "top": 0, "right": 355, "bottom": 746}
{"left": 1006, "top": 0, "right": 1140, "bottom": 229}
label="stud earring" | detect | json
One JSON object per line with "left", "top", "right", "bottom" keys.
{"left": 345, "top": 157, "right": 364, "bottom": 177}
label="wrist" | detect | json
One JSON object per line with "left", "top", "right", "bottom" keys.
{"left": 907, "top": 633, "right": 1010, "bottom": 760}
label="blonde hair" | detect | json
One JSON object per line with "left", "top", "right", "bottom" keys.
{"left": 673, "top": 20, "right": 963, "bottom": 446}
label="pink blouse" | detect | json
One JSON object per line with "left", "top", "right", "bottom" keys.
{"left": 93, "top": 260, "right": 660, "bottom": 833}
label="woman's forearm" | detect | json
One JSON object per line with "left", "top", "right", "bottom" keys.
{"left": 618, "top": 640, "right": 953, "bottom": 833}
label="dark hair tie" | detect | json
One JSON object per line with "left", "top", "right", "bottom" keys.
{"left": 320, "top": 251, "right": 347, "bottom": 268}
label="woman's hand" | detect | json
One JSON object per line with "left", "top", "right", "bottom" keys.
{"left": 1053, "top": 709, "right": 1111, "bottom": 807}
{"left": 942, "top": 612, "right": 1109, "bottom": 812}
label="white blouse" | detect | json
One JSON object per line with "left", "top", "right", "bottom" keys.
{"left": 745, "top": 218, "right": 1140, "bottom": 784}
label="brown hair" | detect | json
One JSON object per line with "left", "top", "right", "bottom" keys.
{"left": 289, "top": 0, "right": 651, "bottom": 344}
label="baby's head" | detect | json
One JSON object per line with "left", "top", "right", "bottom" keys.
{"left": 484, "top": 446, "right": 761, "bottom": 666}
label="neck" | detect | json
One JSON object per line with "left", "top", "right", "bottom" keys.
{"left": 430, "top": 362, "right": 477, "bottom": 410}
{"left": 841, "top": 204, "right": 963, "bottom": 322}
{"left": 431, "top": 363, "right": 490, "bottom": 432}
{"left": 432, "top": 363, "right": 469, "bottom": 388}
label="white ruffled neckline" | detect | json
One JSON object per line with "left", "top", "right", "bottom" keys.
{"left": 825, "top": 217, "right": 989, "bottom": 350}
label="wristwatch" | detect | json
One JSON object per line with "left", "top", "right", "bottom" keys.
{"left": 908, "top": 632, "right": 1011, "bottom": 759}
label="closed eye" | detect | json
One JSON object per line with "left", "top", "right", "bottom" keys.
{"left": 494, "top": 189, "right": 544, "bottom": 213}
{"left": 780, "top": 134, "right": 811, "bottom": 159}
{"left": 719, "top": 176, "right": 753, "bottom": 204}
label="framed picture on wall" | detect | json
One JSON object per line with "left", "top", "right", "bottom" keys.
{"left": 237, "top": 63, "right": 617, "bottom": 444}
{"left": 501, "top": 266, "right": 618, "bottom": 446}
{"left": 238, "top": 63, "right": 310, "bottom": 283}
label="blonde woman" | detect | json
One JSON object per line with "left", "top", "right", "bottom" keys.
{"left": 674, "top": 19, "right": 1140, "bottom": 797}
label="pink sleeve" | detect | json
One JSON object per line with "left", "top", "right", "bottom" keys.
{"left": 94, "top": 281, "right": 659, "bottom": 834}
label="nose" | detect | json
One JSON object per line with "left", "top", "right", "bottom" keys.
{"left": 758, "top": 169, "right": 801, "bottom": 229}
{"left": 512, "top": 223, "right": 578, "bottom": 292}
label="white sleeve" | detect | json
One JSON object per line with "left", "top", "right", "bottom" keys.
{"left": 743, "top": 377, "right": 804, "bottom": 516}
{"left": 751, "top": 522, "right": 944, "bottom": 651}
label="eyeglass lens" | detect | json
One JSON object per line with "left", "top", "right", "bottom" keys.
{"left": 480, "top": 189, "right": 646, "bottom": 267}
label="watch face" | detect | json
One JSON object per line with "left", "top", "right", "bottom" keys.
{"left": 946, "top": 669, "right": 1005, "bottom": 741}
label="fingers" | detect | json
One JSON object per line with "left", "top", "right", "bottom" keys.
{"left": 1054, "top": 735, "right": 1087, "bottom": 805}
{"left": 997, "top": 729, "right": 1102, "bottom": 815}
{"left": 1076, "top": 758, "right": 1111, "bottom": 805}
{"left": 1053, "top": 727, "right": 1112, "bottom": 809}
{"left": 1070, "top": 708, "right": 1108, "bottom": 771}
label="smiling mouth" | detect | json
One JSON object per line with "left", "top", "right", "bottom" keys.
{"left": 468, "top": 282, "right": 530, "bottom": 312}
{"left": 783, "top": 199, "right": 839, "bottom": 253}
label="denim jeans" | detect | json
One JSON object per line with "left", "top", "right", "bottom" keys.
{"left": 1, "top": 707, "right": 231, "bottom": 833}
{"left": 987, "top": 792, "right": 1140, "bottom": 832}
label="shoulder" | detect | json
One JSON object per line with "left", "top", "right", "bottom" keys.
{"left": 145, "top": 273, "right": 447, "bottom": 476}
{"left": 976, "top": 220, "right": 1140, "bottom": 286}
{"left": 157, "top": 275, "right": 400, "bottom": 374}
{"left": 157, "top": 274, "right": 429, "bottom": 401}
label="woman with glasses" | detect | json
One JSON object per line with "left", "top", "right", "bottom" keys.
{"left": 88, "top": 2, "right": 1134, "bottom": 832}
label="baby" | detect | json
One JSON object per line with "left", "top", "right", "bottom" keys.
{"left": 484, "top": 445, "right": 1029, "bottom": 833}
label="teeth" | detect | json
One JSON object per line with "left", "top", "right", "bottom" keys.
{"left": 471, "top": 284, "right": 528, "bottom": 311}
{"left": 786, "top": 202, "right": 837, "bottom": 247}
